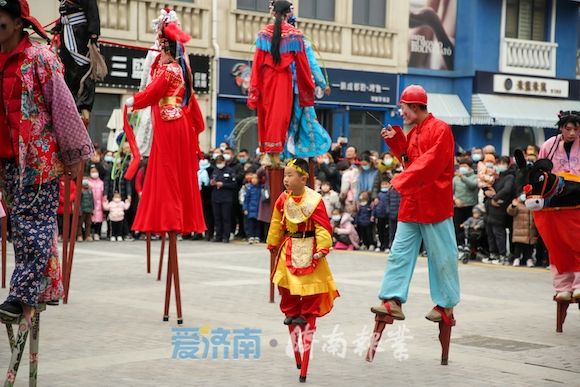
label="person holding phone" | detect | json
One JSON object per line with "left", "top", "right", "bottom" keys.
{"left": 370, "top": 84, "right": 460, "bottom": 324}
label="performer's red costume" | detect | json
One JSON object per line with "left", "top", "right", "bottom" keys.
{"left": 248, "top": 22, "right": 314, "bottom": 153}
{"left": 130, "top": 59, "right": 206, "bottom": 234}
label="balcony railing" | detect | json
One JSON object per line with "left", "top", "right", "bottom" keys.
{"left": 500, "top": 37, "right": 557, "bottom": 77}
{"left": 230, "top": 10, "right": 397, "bottom": 65}
{"left": 98, "top": 0, "right": 210, "bottom": 48}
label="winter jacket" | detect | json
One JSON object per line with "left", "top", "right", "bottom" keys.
{"left": 355, "top": 203, "right": 373, "bottom": 226}
{"left": 80, "top": 189, "right": 94, "bottom": 214}
{"left": 243, "top": 184, "right": 262, "bottom": 219}
{"left": 461, "top": 216, "right": 484, "bottom": 231}
{"left": 453, "top": 170, "right": 479, "bottom": 207}
{"left": 211, "top": 166, "right": 237, "bottom": 203}
{"left": 539, "top": 135, "right": 580, "bottom": 175}
{"left": 387, "top": 188, "right": 401, "bottom": 221}
{"left": 333, "top": 213, "right": 360, "bottom": 249}
{"left": 88, "top": 177, "right": 104, "bottom": 223}
{"left": 321, "top": 190, "right": 341, "bottom": 218}
{"left": 0, "top": 35, "right": 93, "bottom": 187}
{"left": 357, "top": 167, "right": 379, "bottom": 200}
{"left": 373, "top": 191, "right": 389, "bottom": 219}
{"left": 384, "top": 114, "right": 454, "bottom": 223}
{"left": 316, "top": 162, "right": 341, "bottom": 192}
{"left": 485, "top": 168, "right": 515, "bottom": 226}
{"left": 507, "top": 201, "right": 538, "bottom": 245}
{"left": 103, "top": 199, "right": 130, "bottom": 222}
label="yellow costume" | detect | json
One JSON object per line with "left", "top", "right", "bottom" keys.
{"left": 268, "top": 187, "right": 339, "bottom": 317}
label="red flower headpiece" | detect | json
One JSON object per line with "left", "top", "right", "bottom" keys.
{"left": 162, "top": 22, "right": 191, "bottom": 44}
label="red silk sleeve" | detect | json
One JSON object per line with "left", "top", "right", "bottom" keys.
{"left": 384, "top": 125, "right": 407, "bottom": 162}
{"left": 133, "top": 67, "right": 171, "bottom": 110}
{"left": 294, "top": 49, "right": 315, "bottom": 107}
{"left": 248, "top": 49, "right": 265, "bottom": 110}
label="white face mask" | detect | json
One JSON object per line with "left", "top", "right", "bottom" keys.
{"left": 359, "top": 201, "right": 368, "bottom": 206}
{"left": 322, "top": 158, "right": 329, "bottom": 164}
{"left": 383, "top": 158, "right": 393, "bottom": 166}
{"left": 90, "top": 172, "right": 99, "bottom": 179}
{"left": 223, "top": 154, "right": 232, "bottom": 161}
{"left": 519, "top": 194, "right": 526, "bottom": 202}
{"left": 216, "top": 163, "right": 226, "bottom": 169}
{"left": 113, "top": 197, "right": 121, "bottom": 202}
{"left": 331, "top": 214, "right": 341, "bottom": 222}
{"left": 199, "top": 160, "right": 210, "bottom": 169}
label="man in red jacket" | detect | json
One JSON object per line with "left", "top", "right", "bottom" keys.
{"left": 370, "top": 85, "right": 460, "bottom": 323}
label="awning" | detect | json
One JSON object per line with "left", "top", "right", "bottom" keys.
{"left": 471, "top": 94, "right": 580, "bottom": 128}
{"left": 428, "top": 93, "right": 470, "bottom": 126}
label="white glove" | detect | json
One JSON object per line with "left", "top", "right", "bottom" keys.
{"left": 125, "top": 97, "right": 134, "bottom": 108}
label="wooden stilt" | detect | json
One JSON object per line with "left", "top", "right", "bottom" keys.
{"left": 298, "top": 317, "right": 317, "bottom": 383}
{"left": 288, "top": 324, "right": 302, "bottom": 370}
{"left": 157, "top": 234, "right": 166, "bottom": 281}
{"left": 438, "top": 317, "right": 456, "bottom": 365}
{"left": 2, "top": 305, "right": 44, "bottom": 387}
{"left": 555, "top": 298, "right": 570, "bottom": 333}
{"left": 1, "top": 200, "right": 7, "bottom": 289}
{"left": 366, "top": 313, "right": 394, "bottom": 362}
{"left": 62, "top": 176, "right": 71, "bottom": 298}
{"left": 64, "top": 164, "right": 84, "bottom": 304}
{"left": 169, "top": 232, "right": 183, "bottom": 325}
{"left": 163, "top": 237, "right": 173, "bottom": 322}
{"left": 146, "top": 233, "right": 151, "bottom": 274}
{"left": 267, "top": 167, "right": 284, "bottom": 304}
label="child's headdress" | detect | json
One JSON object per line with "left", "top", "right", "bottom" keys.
{"left": 287, "top": 159, "right": 309, "bottom": 177}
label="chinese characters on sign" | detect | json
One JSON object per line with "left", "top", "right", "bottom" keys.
{"left": 493, "top": 74, "right": 569, "bottom": 98}
{"left": 172, "top": 327, "right": 262, "bottom": 360}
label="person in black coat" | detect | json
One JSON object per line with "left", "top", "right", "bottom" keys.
{"left": 315, "top": 153, "right": 341, "bottom": 192}
{"left": 483, "top": 156, "right": 515, "bottom": 263}
{"left": 211, "top": 155, "right": 237, "bottom": 243}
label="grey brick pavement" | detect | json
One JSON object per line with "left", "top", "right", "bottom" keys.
{"left": 0, "top": 240, "right": 578, "bottom": 386}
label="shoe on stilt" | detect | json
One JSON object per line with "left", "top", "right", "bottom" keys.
{"left": 370, "top": 299, "right": 405, "bottom": 320}
{"left": 292, "top": 316, "right": 307, "bottom": 326}
{"left": 283, "top": 316, "right": 297, "bottom": 325}
{"left": 425, "top": 306, "right": 454, "bottom": 323}
{"left": 555, "top": 291, "right": 572, "bottom": 302}
{"left": 0, "top": 301, "right": 23, "bottom": 319}
{"left": 573, "top": 289, "right": 580, "bottom": 301}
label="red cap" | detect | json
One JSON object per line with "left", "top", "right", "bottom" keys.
{"left": 0, "top": 0, "right": 50, "bottom": 41}
{"left": 399, "top": 84, "right": 428, "bottom": 106}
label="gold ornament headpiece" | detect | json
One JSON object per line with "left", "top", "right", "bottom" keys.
{"left": 286, "top": 159, "right": 309, "bottom": 177}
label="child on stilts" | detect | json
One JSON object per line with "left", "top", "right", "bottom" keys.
{"left": 268, "top": 158, "right": 339, "bottom": 382}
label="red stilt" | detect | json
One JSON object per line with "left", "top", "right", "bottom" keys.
{"left": 288, "top": 324, "right": 302, "bottom": 370}
{"left": 64, "top": 165, "right": 84, "bottom": 304}
{"left": 157, "top": 233, "right": 166, "bottom": 281}
{"left": 267, "top": 167, "right": 284, "bottom": 303}
{"left": 366, "top": 313, "right": 394, "bottom": 362}
{"left": 169, "top": 232, "right": 183, "bottom": 324}
{"left": 555, "top": 296, "right": 570, "bottom": 333}
{"left": 62, "top": 176, "right": 71, "bottom": 296}
{"left": 299, "top": 316, "right": 317, "bottom": 383}
{"left": 163, "top": 236, "right": 173, "bottom": 322}
{"left": 307, "top": 158, "right": 315, "bottom": 189}
{"left": 438, "top": 317, "right": 456, "bottom": 365}
{"left": 1, "top": 200, "right": 7, "bottom": 289}
{"left": 146, "top": 233, "right": 151, "bottom": 274}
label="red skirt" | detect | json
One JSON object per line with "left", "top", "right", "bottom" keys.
{"left": 132, "top": 107, "right": 206, "bottom": 234}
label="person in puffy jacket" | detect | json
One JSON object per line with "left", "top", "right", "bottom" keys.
{"left": 243, "top": 173, "right": 262, "bottom": 244}
{"left": 372, "top": 180, "right": 390, "bottom": 252}
{"left": 332, "top": 209, "right": 359, "bottom": 250}
{"left": 102, "top": 192, "right": 131, "bottom": 241}
{"left": 507, "top": 192, "right": 538, "bottom": 267}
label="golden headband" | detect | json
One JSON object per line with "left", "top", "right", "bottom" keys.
{"left": 287, "top": 159, "right": 309, "bottom": 177}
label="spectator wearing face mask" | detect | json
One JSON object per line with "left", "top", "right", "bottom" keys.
{"left": 377, "top": 152, "right": 400, "bottom": 177}
{"left": 507, "top": 191, "right": 538, "bottom": 267}
{"left": 356, "top": 153, "right": 379, "bottom": 200}
{"left": 372, "top": 180, "right": 391, "bottom": 252}
{"left": 210, "top": 155, "right": 237, "bottom": 243}
{"left": 453, "top": 159, "right": 478, "bottom": 244}
{"left": 331, "top": 209, "right": 359, "bottom": 250}
{"left": 478, "top": 153, "right": 497, "bottom": 189}
{"left": 198, "top": 156, "right": 214, "bottom": 241}
{"left": 315, "top": 152, "right": 341, "bottom": 192}
{"left": 482, "top": 156, "right": 515, "bottom": 264}
{"left": 320, "top": 181, "right": 340, "bottom": 218}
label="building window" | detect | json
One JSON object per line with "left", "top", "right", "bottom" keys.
{"left": 508, "top": 126, "right": 535, "bottom": 156}
{"left": 90, "top": 94, "right": 121, "bottom": 149}
{"left": 352, "top": 0, "right": 386, "bottom": 28}
{"left": 237, "top": 0, "right": 270, "bottom": 12}
{"left": 299, "top": 0, "right": 335, "bottom": 21}
{"left": 348, "top": 109, "right": 384, "bottom": 153}
{"left": 505, "top": 0, "right": 546, "bottom": 41}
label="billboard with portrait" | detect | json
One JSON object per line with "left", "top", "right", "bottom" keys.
{"left": 408, "top": 0, "right": 457, "bottom": 70}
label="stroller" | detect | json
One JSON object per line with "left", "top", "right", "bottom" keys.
{"left": 458, "top": 227, "right": 483, "bottom": 264}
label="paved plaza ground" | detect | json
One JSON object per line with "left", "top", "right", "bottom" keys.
{"left": 1, "top": 239, "right": 579, "bottom": 386}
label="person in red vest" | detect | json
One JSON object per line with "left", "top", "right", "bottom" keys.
{"left": 370, "top": 85, "right": 460, "bottom": 323}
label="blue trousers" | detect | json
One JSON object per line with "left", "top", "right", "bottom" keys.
{"left": 378, "top": 218, "right": 460, "bottom": 308}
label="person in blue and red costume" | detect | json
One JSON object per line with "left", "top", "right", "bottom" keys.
{"left": 124, "top": 18, "right": 206, "bottom": 235}
{"left": 247, "top": 0, "right": 314, "bottom": 165}
{"left": 370, "top": 85, "right": 460, "bottom": 323}
{"left": 268, "top": 158, "right": 339, "bottom": 325}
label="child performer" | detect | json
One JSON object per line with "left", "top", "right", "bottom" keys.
{"left": 267, "top": 158, "right": 339, "bottom": 382}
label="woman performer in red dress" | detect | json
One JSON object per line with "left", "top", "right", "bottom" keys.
{"left": 125, "top": 22, "right": 206, "bottom": 235}
{"left": 247, "top": 0, "right": 314, "bottom": 164}
{"left": 124, "top": 18, "right": 205, "bottom": 323}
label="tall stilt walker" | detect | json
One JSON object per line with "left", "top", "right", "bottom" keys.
{"left": 267, "top": 158, "right": 339, "bottom": 382}
{"left": 368, "top": 85, "right": 460, "bottom": 365}
{"left": 124, "top": 13, "right": 206, "bottom": 324}
{"left": 0, "top": 1, "right": 93, "bottom": 384}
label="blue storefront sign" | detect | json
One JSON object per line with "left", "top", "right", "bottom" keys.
{"left": 218, "top": 57, "right": 398, "bottom": 107}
